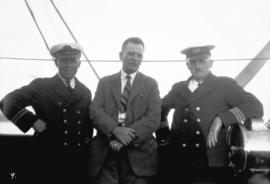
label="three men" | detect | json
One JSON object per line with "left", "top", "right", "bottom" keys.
{"left": 161, "top": 45, "right": 263, "bottom": 184}
{"left": 0, "top": 41, "right": 265, "bottom": 184}
{"left": 0, "top": 43, "right": 93, "bottom": 184}
{"left": 89, "top": 37, "right": 161, "bottom": 184}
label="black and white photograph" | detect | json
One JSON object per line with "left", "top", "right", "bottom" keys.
{"left": 0, "top": 0, "right": 269, "bottom": 183}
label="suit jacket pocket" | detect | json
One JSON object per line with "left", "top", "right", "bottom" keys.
{"left": 137, "top": 138, "right": 157, "bottom": 153}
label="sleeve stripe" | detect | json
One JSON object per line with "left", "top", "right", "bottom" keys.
{"left": 159, "top": 121, "right": 169, "bottom": 129}
{"left": 230, "top": 107, "right": 245, "bottom": 123}
{"left": 230, "top": 109, "right": 241, "bottom": 122}
{"left": 235, "top": 107, "right": 246, "bottom": 122}
{"left": 11, "top": 109, "right": 28, "bottom": 124}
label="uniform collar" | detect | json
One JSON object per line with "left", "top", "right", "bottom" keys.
{"left": 188, "top": 72, "right": 214, "bottom": 85}
{"left": 57, "top": 73, "right": 75, "bottom": 88}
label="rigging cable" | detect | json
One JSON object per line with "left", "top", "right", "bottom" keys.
{"left": 24, "top": 0, "right": 50, "bottom": 52}
{"left": 49, "top": 0, "right": 100, "bottom": 80}
{"left": 43, "top": 0, "right": 63, "bottom": 41}
{"left": 0, "top": 57, "right": 270, "bottom": 62}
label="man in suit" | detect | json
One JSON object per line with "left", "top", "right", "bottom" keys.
{"left": 161, "top": 45, "right": 263, "bottom": 184}
{"left": 0, "top": 43, "right": 93, "bottom": 184}
{"left": 89, "top": 37, "right": 161, "bottom": 184}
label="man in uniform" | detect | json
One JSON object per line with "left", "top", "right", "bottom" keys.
{"left": 161, "top": 45, "right": 263, "bottom": 184}
{"left": 0, "top": 43, "right": 93, "bottom": 184}
{"left": 89, "top": 37, "right": 161, "bottom": 184}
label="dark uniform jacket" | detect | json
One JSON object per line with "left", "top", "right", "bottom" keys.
{"left": 161, "top": 73, "right": 263, "bottom": 168}
{"left": 89, "top": 72, "right": 161, "bottom": 177}
{"left": 0, "top": 74, "right": 93, "bottom": 183}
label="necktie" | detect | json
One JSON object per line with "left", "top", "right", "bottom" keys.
{"left": 66, "top": 80, "right": 73, "bottom": 92}
{"left": 120, "top": 75, "right": 131, "bottom": 113}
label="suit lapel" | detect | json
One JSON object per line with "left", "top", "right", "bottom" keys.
{"left": 182, "top": 80, "right": 192, "bottom": 98}
{"left": 109, "top": 72, "right": 144, "bottom": 111}
{"left": 51, "top": 75, "right": 71, "bottom": 101}
{"left": 111, "top": 72, "right": 122, "bottom": 109}
{"left": 128, "top": 72, "right": 143, "bottom": 104}
{"left": 64, "top": 78, "right": 84, "bottom": 107}
{"left": 176, "top": 80, "right": 192, "bottom": 106}
{"left": 50, "top": 75, "right": 84, "bottom": 107}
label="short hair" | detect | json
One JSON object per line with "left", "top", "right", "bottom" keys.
{"left": 121, "top": 37, "right": 144, "bottom": 51}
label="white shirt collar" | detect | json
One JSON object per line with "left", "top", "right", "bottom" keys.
{"left": 57, "top": 73, "right": 75, "bottom": 89}
{"left": 120, "top": 70, "right": 137, "bottom": 84}
{"left": 188, "top": 79, "right": 202, "bottom": 92}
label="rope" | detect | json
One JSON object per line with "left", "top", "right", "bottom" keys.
{"left": 0, "top": 57, "right": 269, "bottom": 62}
{"left": 24, "top": 0, "right": 50, "bottom": 52}
{"left": 49, "top": 0, "right": 100, "bottom": 80}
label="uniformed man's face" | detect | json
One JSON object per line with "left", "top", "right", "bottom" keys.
{"left": 187, "top": 59, "right": 213, "bottom": 81}
{"left": 120, "top": 42, "right": 144, "bottom": 74}
{"left": 55, "top": 56, "right": 81, "bottom": 80}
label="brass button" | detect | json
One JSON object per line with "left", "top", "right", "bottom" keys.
{"left": 182, "top": 143, "right": 186, "bottom": 147}
{"left": 64, "top": 130, "right": 68, "bottom": 134}
{"left": 196, "top": 106, "right": 200, "bottom": 111}
{"left": 196, "top": 131, "right": 200, "bottom": 135}
{"left": 196, "top": 118, "right": 201, "bottom": 122}
{"left": 64, "top": 142, "right": 68, "bottom": 146}
{"left": 183, "top": 119, "right": 188, "bottom": 123}
{"left": 78, "top": 131, "right": 81, "bottom": 135}
{"left": 195, "top": 143, "right": 200, "bottom": 147}
{"left": 185, "top": 108, "right": 189, "bottom": 112}
{"left": 77, "top": 121, "right": 81, "bottom": 124}
{"left": 63, "top": 109, "right": 67, "bottom": 112}
{"left": 64, "top": 120, "right": 67, "bottom": 123}
{"left": 77, "top": 110, "right": 81, "bottom": 114}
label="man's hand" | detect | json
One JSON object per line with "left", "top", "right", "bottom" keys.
{"left": 110, "top": 139, "right": 124, "bottom": 152}
{"left": 32, "top": 119, "right": 46, "bottom": 133}
{"left": 112, "top": 126, "right": 135, "bottom": 146}
{"left": 207, "top": 116, "right": 223, "bottom": 148}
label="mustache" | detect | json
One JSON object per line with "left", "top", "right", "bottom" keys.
{"left": 191, "top": 68, "right": 201, "bottom": 72}
{"left": 126, "top": 60, "right": 141, "bottom": 64}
